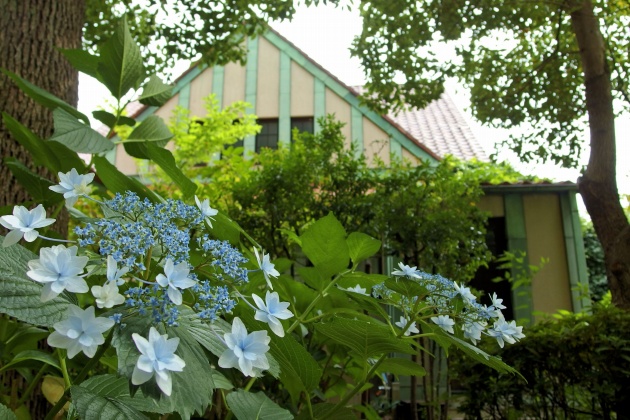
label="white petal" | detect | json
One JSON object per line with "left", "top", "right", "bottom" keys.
{"left": 132, "top": 365, "right": 154, "bottom": 385}
{"left": 2, "top": 229, "right": 23, "bottom": 247}
{"left": 167, "top": 287, "right": 183, "bottom": 305}
{"left": 155, "top": 370, "right": 173, "bottom": 396}
{"left": 218, "top": 349, "right": 240, "bottom": 370}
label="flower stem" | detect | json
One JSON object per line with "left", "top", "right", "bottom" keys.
{"left": 243, "top": 376, "right": 257, "bottom": 392}
{"left": 329, "top": 353, "right": 387, "bottom": 415}
{"left": 286, "top": 269, "right": 350, "bottom": 334}
{"left": 58, "top": 351, "right": 71, "bottom": 389}
{"left": 17, "top": 362, "right": 48, "bottom": 406}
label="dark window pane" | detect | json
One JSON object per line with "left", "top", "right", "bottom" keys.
{"left": 291, "top": 117, "right": 314, "bottom": 135}
{"left": 256, "top": 119, "right": 279, "bottom": 152}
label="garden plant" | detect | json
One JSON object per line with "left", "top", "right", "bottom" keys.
{"left": 0, "top": 21, "right": 525, "bottom": 419}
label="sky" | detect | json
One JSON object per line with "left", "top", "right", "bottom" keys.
{"left": 77, "top": 3, "right": 630, "bottom": 202}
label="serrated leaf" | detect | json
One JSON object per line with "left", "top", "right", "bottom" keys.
{"left": 303, "top": 403, "right": 356, "bottom": 420}
{"left": 47, "top": 141, "right": 88, "bottom": 173}
{"left": 212, "top": 371, "right": 234, "bottom": 390}
{"left": 59, "top": 48, "right": 101, "bottom": 80}
{"left": 139, "top": 75, "right": 173, "bottom": 106}
{"left": 92, "top": 110, "right": 137, "bottom": 129}
{"left": 145, "top": 144, "right": 197, "bottom": 198}
{"left": 124, "top": 115, "right": 173, "bottom": 159}
{"left": 97, "top": 19, "right": 144, "bottom": 100}
{"left": 71, "top": 385, "right": 148, "bottom": 420}
{"left": 226, "top": 390, "right": 293, "bottom": 420}
{"left": 0, "top": 350, "right": 61, "bottom": 373}
{"left": 385, "top": 277, "right": 427, "bottom": 298}
{"left": 0, "top": 239, "right": 73, "bottom": 327}
{"left": 2, "top": 69, "right": 89, "bottom": 124}
{"left": 93, "top": 156, "right": 162, "bottom": 203}
{"left": 377, "top": 357, "right": 426, "bottom": 377}
{"left": 2, "top": 113, "right": 61, "bottom": 172}
{"left": 80, "top": 374, "right": 171, "bottom": 414}
{"left": 50, "top": 108, "right": 113, "bottom": 153}
{"left": 300, "top": 214, "right": 349, "bottom": 278}
{"left": 316, "top": 318, "right": 415, "bottom": 359}
{"left": 3, "top": 158, "right": 63, "bottom": 206}
{"left": 346, "top": 232, "right": 381, "bottom": 266}
{"left": 0, "top": 403, "right": 17, "bottom": 420}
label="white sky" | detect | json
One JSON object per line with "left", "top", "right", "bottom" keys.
{"left": 77, "top": 3, "right": 630, "bottom": 203}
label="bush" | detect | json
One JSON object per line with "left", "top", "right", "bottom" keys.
{"left": 451, "top": 306, "right": 630, "bottom": 419}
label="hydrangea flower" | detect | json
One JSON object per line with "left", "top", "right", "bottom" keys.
{"left": 391, "top": 262, "right": 421, "bottom": 279}
{"left": 195, "top": 195, "right": 218, "bottom": 226}
{"left": 431, "top": 315, "right": 455, "bottom": 334}
{"left": 219, "top": 317, "right": 270, "bottom": 377}
{"left": 463, "top": 321, "right": 487, "bottom": 345}
{"left": 91, "top": 281, "right": 125, "bottom": 308}
{"left": 48, "top": 305, "right": 115, "bottom": 358}
{"left": 486, "top": 316, "right": 525, "bottom": 348}
{"left": 49, "top": 168, "right": 94, "bottom": 207}
{"left": 341, "top": 284, "right": 368, "bottom": 295}
{"left": 490, "top": 292, "right": 507, "bottom": 310}
{"left": 253, "top": 291, "right": 293, "bottom": 337}
{"left": 254, "top": 248, "right": 279, "bottom": 289}
{"left": 156, "top": 259, "right": 196, "bottom": 305}
{"left": 26, "top": 245, "right": 89, "bottom": 301}
{"left": 132, "top": 327, "right": 186, "bottom": 396}
{"left": 107, "top": 255, "right": 129, "bottom": 285}
{"left": 0, "top": 205, "right": 55, "bottom": 247}
{"left": 453, "top": 282, "right": 477, "bottom": 304}
{"left": 395, "top": 316, "right": 419, "bottom": 336}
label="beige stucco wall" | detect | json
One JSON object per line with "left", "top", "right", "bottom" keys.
{"left": 401, "top": 147, "right": 421, "bottom": 165}
{"left": 290, "top": 61, "right": 314, "bottom": 116}
{"left": 363, "top": 117, "right": 390, "bottom": 166}
{"left": 189, "top": 68, "right": 213, "bottom": 117}
{"left": 256, "top": 37, "right": 280, "bottom": 118}
{"left": 523, "top": 194, "right": 573, "bottom": 315}
{"left": 478, "top": 195, "right": 504, "bottom": 217}
{"left": 154, "top": 93, "right": 179, "bottom": 122}
{"left": 325, "top": 88, "right": 352, "bottom": 145}
{"left": 222, "top": 62, "right": 246, "bottom": 106}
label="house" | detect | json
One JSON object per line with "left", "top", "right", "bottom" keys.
{"left": 112, "top": 28, "right": 590, "bottom": 324}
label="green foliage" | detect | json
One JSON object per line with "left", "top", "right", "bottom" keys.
{"left": 226, "top": 390, "right": 294, "bottom": 420}
{"left": 582, "top": 221, "right": 608, "bottom": 302}
{"left": 352, "top": 1, "right": 630, "bottom": 168}
{"left": 451, "top": 305, "right": 630, "bottom": 419}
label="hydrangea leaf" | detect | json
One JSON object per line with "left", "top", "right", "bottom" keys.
{"left": 50, "top": 108, "right": 114, "bottom": 153}
{"left": 316, "top": 317, "right": 415, "bottom": 359}
{"left": 0, "top": 403, "right": 17, "bottom": 420}
{"left": 3, "top": 158, "right": 64, "bottom": 207}
{"left": 0, "top": 238, "right": 73, "bottom": 327}
{"left": 384, "top": 277, "right": 427, "bottom": 298}
{"left": 226, "top": 390, "right": 293, "bottom": 420}
{"left": 376, "top": 358, "right": 426, "bottom": 378}
{"left": 346, "top": 232, "right": 381, "bottom": 266}
{"left": 93, "top": 156, "right": 162, "bottom": 203}
{"left": 139, "top": 75, "right": 173, "bottom": 107}
{"left": 300, "top": 214, "right": 349, "bottom": 278}
{"left": 70, "top": 384, "right": 148, "bottom": 420}
{"left": 145, "top": 144, "right": 197, "bottom": 199}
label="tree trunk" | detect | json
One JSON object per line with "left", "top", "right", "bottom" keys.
{"left": 0, "top": 1, "right": 85, "bottom": 417}
{"left": 570, "top": 1, "right": 630, "bottom": 311}
{"left": 0, "top": 0, "right": 84, "bottom": 224}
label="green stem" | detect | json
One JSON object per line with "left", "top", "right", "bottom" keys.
{"left": 17, "top": 362, "right": 48, "bottom": 406}
{"left": 44, "top": 390, "right": 69, "bottom": 420}
{"left": 286, "top": 269, "right": 350, "bottom": 334}
{"left": 58, "top": 351, "right": 71, "bottom": 389}
{"left": 243, "top": 376, "right": 257, "bottom": 392}
{"left": 144, "top": 247, "right": 153, "bottom": 281}
{"left": 329, "top": 353, "right": 388, "bottom": 414}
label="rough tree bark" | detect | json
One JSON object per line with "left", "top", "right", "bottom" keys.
{"left": 570, "top": 1, "right": 630, "bottom": 312}
{"left": 0, "top": 0, "right": 85, "bottom": 218}
{"left": 0, "top": 0, "right": 85, "bottom": 416}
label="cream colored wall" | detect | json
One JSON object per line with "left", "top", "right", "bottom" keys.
{"left": 116, "top": 143, "right": 138, "bottom": 175}
{"left": 523, "top": 194, "right": 573, "bottom": 315}
{"left": 222, "top": 62, "right": 246, "bottom": 105}
{"left": 363, "top": 117, "right": 390, "bottom": 166}
{"left": 154, "top": 93, "right": 179, "bottom": 122}
{"left": 290, "top": 61, "right": 313, "bottom": 116}
{"left": 256, "top": 37, "right": 280, "bottom": 118}
{"left": 189, "top": 68, "right": 213, "bottom": 117}
{"left": 478, "top": 195, "right": 504, "bottom": 217}
{"left": 325, "top": 88, "right": 351, "bottom": 144}
{"left": 401, "top": 147, "right": 421, "bottom": 165}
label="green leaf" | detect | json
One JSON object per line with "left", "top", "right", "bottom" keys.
{"left": 1, "top": 69, "right": 90, "bottom": 124}
{"left": 58, "top": 48, "right": 101, "bottom": 80}
{"left": 377, "top": 357, "right": 426, "bottom": 377}
{"left": 0, "top": 350, "right": 61, "bottom": 374}
{"left": 268, "top": 332, "right": 322, "bottom": 402}
{"left": 0, "top": 403, "right": 17, "bottom": 420}
{"left": 139, "top": 75, "right": 173, "bottom": 106}
{"left": 346, "top": 232, "right": 381, "bottom": 266}
{"left": 50, "top": 108, "right": 114, "bottom": 153}
{"left": 2, "top": 113, "right": 61, "bottom": 172}
{"left": 47, "top": 141, "right": 88, "bottom": 173}
{"left": 3, "top": 158, "right": 63, "bottom": 206}
{"left": 71, "top": 385, "right": 148, "bottom": 420}
{"left": 212, "top": 371, "right": 234, "bottom": 390}
{"left": 210, "top": 213, "right": 242, "bottom": 245}
{"left": 92, "top": 110, "right": 136, "bottom": 129}
{"left": 145, "top": 144, "right": 197, "bottom": 198}
{"left": 80, "top": 374, "right": 171, "bottom": 414}
{"left": 302, "top": 403, "right": 356, "bottom": 420}
{"left": 384, "top": 277, "right": 427, "bottom": 298}
{"left": 0, "top": 239, "right": 73, "bottom": 327}
{"left": 300, "top": 213, "right": 349, "bottom": 278}
{"left": 93, "top": 156, "right": 162, "bottom": 203}
{"left": 316, "top": 317, "right": 415, "bottom": 359}
{"left": 97, "top": 19, "right": 144, "bottom": 100}
{"left": 124, "top": 115, "right": 173, "bottom": 159}
{"left": 112, "top": 316, "right": 214, "bottom": 418}
{"left": 226, "top": 390, "right": 293, "bottom": 420}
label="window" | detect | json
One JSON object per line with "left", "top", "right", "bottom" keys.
{"left": 255, "top": 119, "right": 279, "bottom": 152}
{"left": 291, "top": 117, "right": 314, "bottom": 135}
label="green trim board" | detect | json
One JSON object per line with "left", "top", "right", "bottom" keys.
{"left": 243, "top": 37, "right": 259, "bottom": 155}
{"left": 504, "top": 194, "right": 534, "bottom": 324}
{"left": 263, "top": 30, "right": 437, "bottom": 162}
{"left": 390, "top": 140, "right": 403, "bottom": 160}
{"left": 212, "top": 65, "right": 225, "bottom": 108}
{"left": 279, "top": 52, "right": 291, "bottom": 145}
{"left": 560, "top": 192, "right": 591, "bottom": 312}
{"left": 178, "top": 84, "right": 191, "bottom": 110}
{"left": 314, "top": 79, "right": 325, "bottom": 134}
{"left": 351, "top": 107, "right": 363, "bottom": 158}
